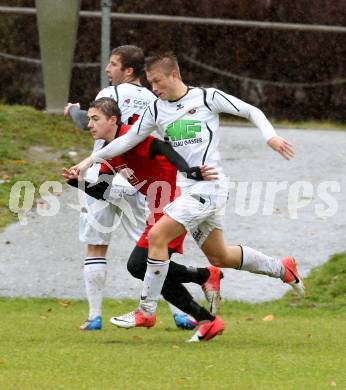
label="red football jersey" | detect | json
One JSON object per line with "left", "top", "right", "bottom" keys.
{"left": 99, "top": 124, "right": 178, "bottom": 222}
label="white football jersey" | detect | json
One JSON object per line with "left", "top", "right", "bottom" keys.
{"left": 134, "top": 87, "right": 277, "bottom": 192}
{"left": 96, "top": 83, "right": 156, "bottom": 124}
{"left": 92, "top": 87, "right": 277, "bottom": 194}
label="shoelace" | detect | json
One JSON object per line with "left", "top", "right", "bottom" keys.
{"left": 117, "top": 311, "right": 137, "bottom": 321}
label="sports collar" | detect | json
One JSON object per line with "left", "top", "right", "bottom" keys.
{"left": 168, "top": 86, "right": 192, "bottom": 103}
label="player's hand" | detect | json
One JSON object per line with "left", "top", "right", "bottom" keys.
{"left": 267, "top": 136, "right": 294, "bottom": 160}
{"left": 186, "top": 165, "right": 218, "bottom": 181}
{"left": 62, "top": 168, "right": 78, "bottom": 181}
{"left": 70, "top": 156, "right": 93, "bottom": 176}
{"left": 64, "top": 102, "right": 80, "bottom": 119}
{"left": 200, "top": 165, "right": 218, "bottom": 180}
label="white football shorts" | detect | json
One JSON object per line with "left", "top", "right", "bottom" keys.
{"left": 163, "top": 191, "right": 228, "bottom": 247}
{"left": 79, "top": 186, "right": 146, "bottom": 246}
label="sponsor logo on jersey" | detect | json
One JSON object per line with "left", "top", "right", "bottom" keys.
{"left": 166, "top": 120, "right": 202, "bottom": 141}
{"left": 188, "top": 108, "right": 197, "bottom": 114}
{"left": 114, "top": 163, "right": 140, "bottom": 186}
{"left": 134, "top": 99, "right": 148, "bottom": 106}
{"left": 176, "top": 103, "right": 184, "bottom": 110}
{"left": 123, "top": 98, "right": 149, "bottom": 108}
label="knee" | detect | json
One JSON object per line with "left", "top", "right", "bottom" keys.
{"left": 147, "top": 228, "right": 166, "bottom": 247}
{"left": 202, "top": 240, "right": 229, "bottom": 267}
{"left": 207, "top": 256, "right": 224, "bottom": 267}
{"left": 206, "top": 249, "right": 230, "bottom": 267}
{"left": 207, "top": 250, "right": 241, "bottom": 269}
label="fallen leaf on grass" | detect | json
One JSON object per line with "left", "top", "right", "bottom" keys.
{"left": 172, "top": 345, "right": 180, "bottom": 349}
{"left": 40, "top": 315, "right": 47, "bottom": 320}
{"left": 245, "top": 317, "right": 255, "bottom": 321}
{"left": 262, "top": 314, "right": 274, "bottom": 321}
{"left": 331, "top": 381, "right": 336, "bottom": 387}
{"left": 59, "top": 300, "right": 72, "bottom": 308}
{"left": 14, "top": 160, "right": 26, "bottom": 164}
{"left": 132, "top": 336, "right": 142, "bottom": 341}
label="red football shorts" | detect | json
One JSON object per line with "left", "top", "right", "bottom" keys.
{"left": 136, "top": 212, "right": 186, "bottom": 254}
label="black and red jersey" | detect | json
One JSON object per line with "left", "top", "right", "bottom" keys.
{"left": 99, "top": 124, "right": 178, "bottom": 221}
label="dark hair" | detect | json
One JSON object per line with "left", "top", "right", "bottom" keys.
{"left": 145, "top": 52, "right": 181, "bottom": 78}
{"left": 89, "top": 97, "right": 121, "bottom": 125}
{"left": 111, "top": 45, "right": 144, "bottom": 78}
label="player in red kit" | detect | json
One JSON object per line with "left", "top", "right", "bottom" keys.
{"left": 64, "top": 97, "right": 223, "bottom": 333}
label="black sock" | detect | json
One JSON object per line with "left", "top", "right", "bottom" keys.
{"left": 161, "top": 281, "right": 214, "bottom": 322}
{"left": 167, "top": 261, "right": 210, "bottom": 285}
{"left": 185, "top": 300, "right": 215, "bottom": 322}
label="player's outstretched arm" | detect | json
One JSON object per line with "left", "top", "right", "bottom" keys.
{"left": 211, "top": 90, "right": 294, "bottom": 160}
{"left": 63, "top": 167, "right": 113, "bottom": 201}
{"left": 210, "top": 89, "right": 280, "bottom": 143}
{"left": 68, "top": 178, "right": 111, "bottom": 201}
{"left": 69, "top": 129, "right": 148, "bottom": 176}
{"left": 92, "top": 128, "right": 147, "bottom": 162}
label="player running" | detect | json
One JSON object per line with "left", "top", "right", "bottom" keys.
{"left": 64, "top": 97, "right": 223, "bottom": 334}
{"left": 64, "top": 46, "right": 217, "bottom": 331}
{"left": 71, "top": 52, "right": 305, "bottom": 342}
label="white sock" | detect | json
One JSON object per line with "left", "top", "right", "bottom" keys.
{"left": 84, "top": 257, "right": 107, "bottom": 319}
{"left": 139, "top": 258, "right": 170, "bottom": 315}
{"left": 240, "top": 246, "right": 283, "bottom": 279}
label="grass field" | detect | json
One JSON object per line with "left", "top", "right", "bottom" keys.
{"left": 0, "top": 253, "right": 345, "bottom": 389}
{"left": 0, "top": 104, "right": 92, "bottom": 230}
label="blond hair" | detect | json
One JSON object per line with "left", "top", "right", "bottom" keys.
{"left": 145, "top": 52, "right": 181, "bottom": 78}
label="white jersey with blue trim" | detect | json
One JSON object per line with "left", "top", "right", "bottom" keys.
{"left": 96, "top": 82, "right": 156, "bottom": 124}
